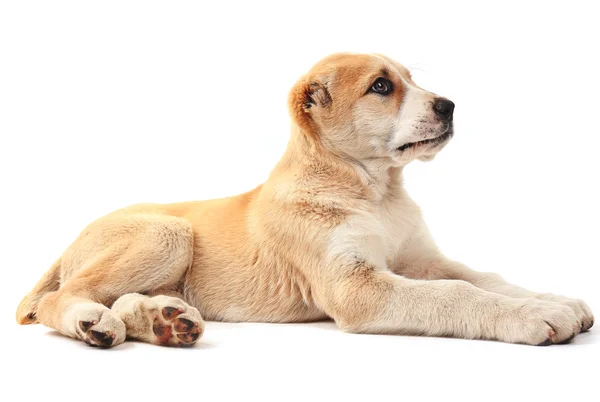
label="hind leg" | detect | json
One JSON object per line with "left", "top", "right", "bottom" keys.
{"left": 35, "top": 214, "right": 194, "bottom": 348}
{"left": 16, "top": 258, "right": 61, "bottom": 325}
{"left": 40, "top": 294, "right": 127, "bottom": 347}
{"left": 112, "top": 293, "right": 205, "bottom": 346}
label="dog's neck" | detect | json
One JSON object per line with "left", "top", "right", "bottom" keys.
{"left": 273, "top": 126, "right": 405, "bottom": 202}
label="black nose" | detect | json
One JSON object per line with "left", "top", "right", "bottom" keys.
{"left": 433, "top": 98, "right": 455, "bottom": 121}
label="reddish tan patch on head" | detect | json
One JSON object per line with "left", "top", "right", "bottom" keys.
{"left": 288, "top": 53, "right": 409, "bottom": 140}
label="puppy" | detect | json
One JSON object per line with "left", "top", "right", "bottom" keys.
{"left": 16, "top": 53, "right": 593, "bottom": 347}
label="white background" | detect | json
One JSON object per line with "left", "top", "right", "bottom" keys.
{"left": 1, "top": 1, "right": 598, "bottom": 401}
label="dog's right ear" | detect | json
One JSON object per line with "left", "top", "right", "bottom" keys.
{"left": 288, "top": 75, "right": 332, "bottom": 138}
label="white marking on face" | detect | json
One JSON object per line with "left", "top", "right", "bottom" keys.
{"left": 392, "top": 86, "right": 443, "bottom": 148}
{"left": 318, "top": 54, "right": 452, "bottom": 167}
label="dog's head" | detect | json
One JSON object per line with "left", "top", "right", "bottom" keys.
{"left": 289, "top": 53, "right": 454, "bottom": 165}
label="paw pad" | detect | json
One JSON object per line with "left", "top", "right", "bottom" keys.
{"left": 174, "top": 318, "right": 195, "bottom": 332}
{"left": 151, "top": 306, "right": 203, "bottom": 347}
{"left": 79, "top": 320, "right": 97, "bottom": 332}
{"left": 78, "top": 320, "right": 116, "bottom": 347}
{"left": 162, "top": 307, "right": 184, "bottom": 320}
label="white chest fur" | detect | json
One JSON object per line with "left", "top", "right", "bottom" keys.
{"left": 326, "top": 190, "right": 423, "bottom": 270}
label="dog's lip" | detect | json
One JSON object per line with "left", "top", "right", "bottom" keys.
{"left": 397, "top": 129, "right": 453, "bottom": 152}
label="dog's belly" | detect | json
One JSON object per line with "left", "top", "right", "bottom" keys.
{"left": 167, "top": 194, "right": 328, "bottom": 323}
{"left": 185, "top": 244, "right": 327, "bottom": 322}
{"left": 183, "top": 257, "right": 329, "bottom": 323}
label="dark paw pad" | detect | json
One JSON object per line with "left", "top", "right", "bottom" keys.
{"left": 162, "top": 307, "right": 184, "bottom": 320}
{"left": 88, "top": 330, "right": 115, "bottom": 347}
{"left": 174, "top": 318, "right": 195, "bottom": 332}
{"left": 79, "top": 320, "right": 96, "bottom": 332}
{"left": 153, "top": 319, "right": 173, "bottom": 345}
{"left": 177, "top": 328, "right": 202, "bottom": 344}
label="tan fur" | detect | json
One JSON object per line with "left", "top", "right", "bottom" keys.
{"left": 17, "top": 53, "right": 593, "bottom": 347}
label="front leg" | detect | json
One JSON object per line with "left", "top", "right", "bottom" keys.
{"left": 419, "top": 258, "right": 593, "bottom": 332}
{"left": 394, "top": 230, "right": 594, "bottom": 332}
{"left": 315, "top": 260, "right": 581, "bottom": 345}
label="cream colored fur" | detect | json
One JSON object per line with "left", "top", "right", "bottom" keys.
{"left": 16, "top": 53, "right": 593, "bottom": 347}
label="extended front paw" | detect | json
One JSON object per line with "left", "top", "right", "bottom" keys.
{"left": 497, "top": 298, "right": 582, "bottom": 346}
{"left": 536, "top": 293, "right": 594, "bottom": 332}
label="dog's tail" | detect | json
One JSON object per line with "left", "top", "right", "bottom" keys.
{"left": 16, "top": 257, "right": 62, "bottom": 324}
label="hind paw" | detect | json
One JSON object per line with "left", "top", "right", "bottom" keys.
{"left": 113, "top": 293, "right": 205, "bottom": 347}
{"left": 64, "top": 304, "right": 126, "bottom": 348}
{"left": 152, "top": 302, "right": 204, "bottom": 346}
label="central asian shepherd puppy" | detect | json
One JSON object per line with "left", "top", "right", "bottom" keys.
{"left": 16, "top": 53, "right": 593, "bottom": 348}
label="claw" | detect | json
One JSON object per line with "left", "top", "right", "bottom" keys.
{"left": 537, "top": 338, "right": 552, "bottom": 346}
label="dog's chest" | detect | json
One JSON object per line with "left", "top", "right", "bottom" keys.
{"left": 328, "top": 193, "right": 421, "bottom": 268}
{"left": 374, "top": 196, "right": 420, "bottom": 262}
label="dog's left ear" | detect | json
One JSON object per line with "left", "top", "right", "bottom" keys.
{"left": 302, "top": 81, "right": 332, "bottom": 110}
{"left": 288, "top": 76, "right": 332, "bottom": 137}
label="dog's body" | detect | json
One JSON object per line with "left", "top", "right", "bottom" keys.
{"left": 17, "top": 53, "right": 593, "bottom": 347}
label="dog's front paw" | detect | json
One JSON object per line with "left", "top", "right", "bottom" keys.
{"left": 536, "top": 293, "right": 594, "bottom": 332}
{"left": 497, "top": 298, "right": 581, "bottom": 345}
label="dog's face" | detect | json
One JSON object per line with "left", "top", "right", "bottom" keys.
{"left": 289, "top": 53, "right": 454, "bottom": 166}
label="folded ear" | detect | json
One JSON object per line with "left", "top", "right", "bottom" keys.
{"left": 288, "top": 76, "right": 332, "bottom": 137}
{"left": 303, "top": 81, "right": 332, "bottom": 109}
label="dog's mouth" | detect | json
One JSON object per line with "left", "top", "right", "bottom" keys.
{"left": 397, "top": 128, "right": 454, "bottom": 152}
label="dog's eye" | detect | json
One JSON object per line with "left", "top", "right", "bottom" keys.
{"left": 370, "top": 78, "right": 393, "bottom": 95}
